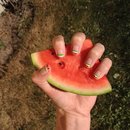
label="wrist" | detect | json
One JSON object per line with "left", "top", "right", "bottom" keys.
{"left": 56, "top": 108, "right": 91, "bottom": 130}
{"left": 57, "top": 108, "right": 90, "bottom": 118}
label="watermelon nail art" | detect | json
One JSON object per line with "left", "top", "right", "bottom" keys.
{"left": 85, "top": 58, "right": 92, "bottom": 68}
{"left": 57, "top": 50, "right": 64, "bottom": 57}
{"left": 94, "top": 71, "right": 101, "bottom": 79}
{"left": 72, "top": 45, "right": 79, "bottom": 54}
{"left": 72, "top": 50, "right": 79, "bottom": 54}
{"left": 57, "top": 53, "right": 64, "bottom": 57}
{"left": 39, "top": 65, "right": 48, "bottom": 75}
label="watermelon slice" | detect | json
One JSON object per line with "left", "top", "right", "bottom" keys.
{"left": 31, "top": 39, "right": 112, "bottom": 95}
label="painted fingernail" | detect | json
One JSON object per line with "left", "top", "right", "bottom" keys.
{"left": 57, "top": 50, "right": 64, "bottom": 57}
{"left": 40, "top": 65, "right": 49, "bottom": 75}
{"left": 94, "top": 71, "right": 101, "bottom": 79}
{"left": 85, "top": 58, "right": 92, "bottom": 68}
{"left": 72, "top": 45, "right": 79, "bottom": 54}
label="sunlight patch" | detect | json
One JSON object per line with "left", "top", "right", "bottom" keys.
{"left": 0, "top": 4, "right": 5, "bottom": 15}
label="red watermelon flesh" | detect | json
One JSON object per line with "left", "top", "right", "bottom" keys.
{"left": 31, "top": 39, "right": 112, "bottom": 95}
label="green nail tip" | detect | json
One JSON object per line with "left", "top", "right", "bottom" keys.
{"left": 72, "top": 50, "right": 79, "bottom": 53}
{"left": 57, "top": 54, "right": 64, "bottom": 57}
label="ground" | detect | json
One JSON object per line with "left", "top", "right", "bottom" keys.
{"left": 0, "top": 0, "right": 130, "bottom": 130}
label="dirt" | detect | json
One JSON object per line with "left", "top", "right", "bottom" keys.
{"left": 0, "top": 0, "right": 130, "bottom": 130}
{"left": 0, "top": 13, "right": 14, "bottom": 77}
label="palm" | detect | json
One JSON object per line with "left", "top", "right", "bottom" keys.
{"left": 51, "top": 88, "right": 97, "bottom": 116}
{"left": 32, "top": 71, "right": 96, "bottom": 114}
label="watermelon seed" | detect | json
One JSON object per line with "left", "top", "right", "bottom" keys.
{"left": 51, "top": 52, "right": 55, "bottom": 55}
{"left": 58, "top": 61, "right": 65, "bottom": 69}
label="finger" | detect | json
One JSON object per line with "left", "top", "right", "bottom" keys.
{"left": 85, "top": 43, "right": 105, "bottom": 68}
{"left": 52, "top": 35, "right": 65, "bottom": 57}
{"left": 32, "top": 65, "right": 55, "bottom": 96}
{"left": 71, "top": 32, "right": 86, "bottom": 54}
{"left": 32, "top": 65, "right": 67, "bottom": 102}
{"left": 93, "top": 58, "right": 112, "bottom": 79}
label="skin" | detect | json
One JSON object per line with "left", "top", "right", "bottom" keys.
{"left": 32, "top": 32, "right": 112, "bottom": 130}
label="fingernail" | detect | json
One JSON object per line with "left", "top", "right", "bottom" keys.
{"left": 85, "top": 58, "right": 92, "bottom": 68}
{"left": 57, "top": 50, "right": 64, "bottom": 57}
{"left": 94, "top": 71, "right": 101, "bottom": 79}
{"left": 40, "top": 65, "right": 49, "bottom": 75}
{"left": 72, "top": 45, "right": 79, "bottom": 54}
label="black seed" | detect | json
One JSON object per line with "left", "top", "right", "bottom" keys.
{"left": 51, "top": 52, "right": 55, "bottom": 55}
{"left": 58, "top": 61, "right": 65, "bottom": 69}
{"left": 59, "top": 62, "right": 62, "bottom": 65}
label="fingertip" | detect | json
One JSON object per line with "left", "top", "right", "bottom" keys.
{"left": 52, "top": 35, "right": 66, "bottom": 58}
{"left": 93, "top": 71, "right": 101, "bottom": 79}
{"left": 32, "top": 65, "right": 51, "bottom": 84}
{"left": 72, "top": 45, "right": 80, "bottom": 54}
{"left": 85, "top": 43, "right": 105, "bottom": 68}
{"left": 71, "top": 32, "right": 86, "bottom": 54}
{"left": 96, "top": 43, "right": 105, "bottom": 52}
{"left": 104, "top": 57, "right": 112, "bottom": 67}
{"left": 57, "top": 52, "right": 65, "bottom": 58}
{"left": 93, "top": 58, "right": 112, "bottom": 79}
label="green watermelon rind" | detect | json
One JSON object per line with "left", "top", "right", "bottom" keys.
{"left": 31, "top": 53, "right": 42, "bottom": 68}
{"left": 31, "top": 53, "right": 112, "bottom": 96}
{"left": 48, "top": 76, "right": 112, "bottom": 96}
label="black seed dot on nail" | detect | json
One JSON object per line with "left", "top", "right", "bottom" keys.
{"left": 46, "top": 65, "right": 49, "bottom": 70}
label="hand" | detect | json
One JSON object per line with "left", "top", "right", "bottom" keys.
{"left": 32, "top": 32, "right": 112, "bottom": 130}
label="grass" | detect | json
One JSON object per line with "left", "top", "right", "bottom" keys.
{"left": 0, "top": 39, "right": 5, "bottom": 49}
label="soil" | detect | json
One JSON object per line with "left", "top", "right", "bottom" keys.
{"left": 0, "top": 0, "right": 130, "bottom": 130}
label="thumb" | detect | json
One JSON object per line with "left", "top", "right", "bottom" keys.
{"left": 32, "top": 65, "right": 56, "bottom": 97}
